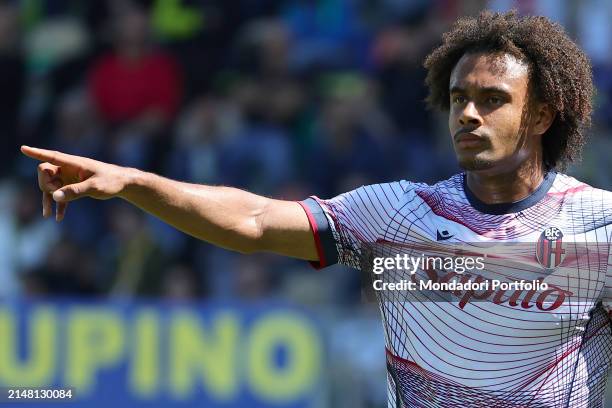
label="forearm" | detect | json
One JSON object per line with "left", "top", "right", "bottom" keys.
{"left": 20, "top": 145, "right": 318, "bottom": 260}
{"left": 119, "top": 169, "right": 270, "bottom": 254}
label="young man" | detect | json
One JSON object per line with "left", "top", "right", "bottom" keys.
{"left": 22, "top": 11, "right": 612, "bottom": 408}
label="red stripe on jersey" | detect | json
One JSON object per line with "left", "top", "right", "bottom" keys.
{"left": 297, "top": 200, "right": 327, "bottom": 269}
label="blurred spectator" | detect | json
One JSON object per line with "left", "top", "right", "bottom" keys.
{"left": 369, "top": 8, "right": 459, "bottom": 183}
{"left": 102, "top": 203, "right": 168, "bottom": 297}
{"left": 161, "top": 263, "right": 203, "bottom": 300}
{"left": 233, "top": 256, "right": 277, "bottom": 300}
{"left": 89, "top": 2, "right": 182, "bottom": 126}
{"left": 216, "top": 73, "right": 299, "bottom": 194}
{"left": 53, "top": 89, "right": 102, "bottom": 158}
{"left": 0, "top": 180, "right": 59, "bottom": 298}
{"left": 24, "top": 238, "right": 100, "bottom": 296}
{"left": 49, "top": 89, "right": 106, "bottom": 246}
{"left": 22, "top": 11, "right": 93, "bottom": 152}
{"left": 218, "top": 120, "right": 295, "bottom": 194}
{"left": 0, "top": 2, "right": 25, "bottom": 175}
{"left": 166, "top": 96, "right": 243, "bottom": 184}
{"left": 371, "top": 11, "right": 440, "bottom": 135}
{"left": 88, "top": 1, "right": 181, "bottom": 171}
{"left": 26, "top": 17, "right": 90, "bottom": 77}
{"left": 305, "top": 73, "right": 395, "bottom": 196}
{"left": 236, "top": 18, "right": 292, "bottom": 77}
{"left": 281, "top": 0, "right": 370, "bottom": 71}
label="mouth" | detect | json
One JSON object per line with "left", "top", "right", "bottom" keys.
{"left": 454, "top": 132, "right": 486, "bottom": 149}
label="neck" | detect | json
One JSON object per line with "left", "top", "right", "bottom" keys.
{"left": 466, "top": 158, "right": 546, "bottom": 205}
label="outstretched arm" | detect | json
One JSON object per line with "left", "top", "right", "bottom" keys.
{"left": 21, "top": 146, "right": 319, "bottom": 261}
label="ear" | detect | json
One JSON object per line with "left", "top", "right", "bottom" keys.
{"left": 531, "top": 103, "right": 555, "bottom": 136}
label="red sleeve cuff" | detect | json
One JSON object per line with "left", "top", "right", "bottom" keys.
{"left": 298, "top": 199, "right": 328, "bottom": 269}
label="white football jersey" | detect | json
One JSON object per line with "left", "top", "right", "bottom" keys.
{"left": 300, "top": 172, "right": 612, "bottom": 408}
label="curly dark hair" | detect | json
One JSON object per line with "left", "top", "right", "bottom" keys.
{"left": 424, "top": 10, "right": 593, "bottom": 170}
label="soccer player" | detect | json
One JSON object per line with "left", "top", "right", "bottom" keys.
{"left": 22, "top": 11, "right": 612, "bottom": 408}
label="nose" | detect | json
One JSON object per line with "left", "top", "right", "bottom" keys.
{"left": 459, "top": 101, "right": 483, "bottom": 127}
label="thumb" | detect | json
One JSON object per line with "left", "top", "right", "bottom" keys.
{"left": 53, "top": 180, "right": 95, "bottom": 202}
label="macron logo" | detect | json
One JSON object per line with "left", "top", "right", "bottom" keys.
{"left": 436, "top": 230, "right": 454, "bottom": 241}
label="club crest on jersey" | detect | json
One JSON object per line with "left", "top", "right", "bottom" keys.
{"left": 536, "top": 227, "right": 565, "bottom": 270}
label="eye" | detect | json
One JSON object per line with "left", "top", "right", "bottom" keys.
{"left": 488, "top": 96, "right": 503, "bottom": 105}
{"left": 452, "top": 95, "right": 466, "bottom": 104}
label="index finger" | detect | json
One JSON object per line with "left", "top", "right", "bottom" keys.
{"left": 21, "top": 146, "right": 82, "bottom": 167}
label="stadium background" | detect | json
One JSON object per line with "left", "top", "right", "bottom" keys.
{"left": 0, "top": 0, "right": 611, "bottom": 407}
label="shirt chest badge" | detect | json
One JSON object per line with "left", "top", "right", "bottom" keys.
{"left": 536, "top": 227, "right": 565, "bottom": 270}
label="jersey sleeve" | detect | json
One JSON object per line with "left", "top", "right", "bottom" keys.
{"left": 603, "top": 227, "right": 612, "bottom": 315}
{"left": 298, "top": 182, "right": 410, "bottom": 270}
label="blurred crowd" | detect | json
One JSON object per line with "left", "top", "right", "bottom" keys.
{"left": 1, "top": 0, "right": 611, "bottom": 307}
{"left": 1, "top": 1, "right": 612, "bottom": 406}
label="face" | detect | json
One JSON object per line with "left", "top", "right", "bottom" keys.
{"left": 448, "top": 52, "right": 543, "bottom": 173}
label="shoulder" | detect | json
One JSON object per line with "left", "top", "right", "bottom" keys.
{"left": 323, "top": 177, "right": 448, "bottom": 205}
{"left": 317, "top": 174, "right": 464, "bottom": 218}
{"left": 410, "top": 173, "right": 463, "bottom": 198}
{"left": 550, "top": 173, "right": 612, "bottom": 203}
{"left": 551, "top": 174, "right": 612, "bottom": 235}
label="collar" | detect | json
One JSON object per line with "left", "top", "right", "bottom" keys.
{"left": 462, "top": 171, "right": 556, "bottom": 215}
